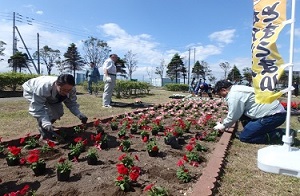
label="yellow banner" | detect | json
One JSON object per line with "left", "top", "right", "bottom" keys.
{"left": 252, "top": 0, "right": 287, "bottom": 104}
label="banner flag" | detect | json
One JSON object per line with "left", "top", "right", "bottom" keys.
{"left": 252, "top": 0, "right": 287, "bottom": 104}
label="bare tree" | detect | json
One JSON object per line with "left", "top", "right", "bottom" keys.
{"left": 82, "top": 37, "right": 111, "bottom": 67}
{"left": 155, "top": 59, "right": 165, "bottom": 80}
{"left": 33, "top": 45, "right": 60, "bottom": 75}
{"left": 123, "top": 50, "right": 138, "bottom": 80}
{"left": 146, "top": 67, "right": 154, "bottom": 82}
{"left": 219, "top": 62, "right": 231, "bottom": 79}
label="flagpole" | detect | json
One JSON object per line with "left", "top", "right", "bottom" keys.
{"left": 283, "top": 0, "right": 296, "bottom": 150}
{"left": 257, "top": 0, "right": 300, "bottom": 178}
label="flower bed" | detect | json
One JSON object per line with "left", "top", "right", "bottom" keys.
{"left": 0, "top": 98, "right": 228, "bottom": 196}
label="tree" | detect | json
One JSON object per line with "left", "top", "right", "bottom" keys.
{"left": 123, "top": 50, "right": 138, "bottom": 80}
{"left": 166, "top": 53, "right": 184, "bottom": 83}
{"left": 181, "top": 66, "right": 187, "bottom": 84}
{"left": 155, "top": 59, "right": 165, "bottom": 80}
{"left": 8, "top": 51, "right": 31, "bottom": 73}
{"left": 208, "top": 75, "right": 216, "bottom": 84}
{"left": 82, "top": 37, "right": 111, "bottom": 67}
{"left": 243, "top": 67, "right": 252, "bottom": 85}
{"left": 191, "top": 60, "right": 211, "bottom": 82}
{"left": 227, "top": 65, "right": 242, "bottom": 83}
{"left": 192, "top": 61, "right": 202, "bottom": 79}
{"left": 219, "top": 62, "right": 231, "bottom": 79}
{"left": 63, "top": 43, "right": 85, "bottom": 78}
{"left": 0, "top": 40, "right": 6, "bottom": 61}
{"left": 115, "top": 57, "right": 127, "bottom": 78}
{"left": 33, "top": 45, "right": 60, "bottom": 75}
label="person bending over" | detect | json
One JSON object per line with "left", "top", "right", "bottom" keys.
{"left": 213, "top": 80, "right": 287, "bottom": 144}
{"left": 23, "top": 74, "right": 88, "bottom": 143}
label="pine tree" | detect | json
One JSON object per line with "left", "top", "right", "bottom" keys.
{"left": 166, "top": 53, "right": 184, "bottom": 83}
{"left": 63, "top": 43, "right": 85, "bottom": 78}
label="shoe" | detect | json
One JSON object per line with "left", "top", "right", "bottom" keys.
{"left": 39, "top": 136, "right": 59, "bottom": 145}
{"left": 235, "top": 131, "right": 242, "bottom": 139}
{"left": 102, "top": 105, "right": 112, "bottom": 108}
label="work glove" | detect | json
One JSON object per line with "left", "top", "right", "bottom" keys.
{"left": 77, "top": 113, "right": 88, "bottom": 124}
{"left": 213, "top": 122, "right": 225, "bottom": 131}
{"left": 105, "top": 76, "right": 112, "bottom": 83}
{"left": 43, "top": 124, "right": 55, "bottom": 133}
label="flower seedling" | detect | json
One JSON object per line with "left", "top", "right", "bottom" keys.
{"left": 56, "top": 157, "right": 72, "bottom": 173}
{"left": 41, "top": 139, "right": 56, "bottom": 153}
{"left": 87, "top": 148, "right": 99, "bottom": 159}
{"left": 119, "top": 139, "right": 131, "bottom": 152}
{"left": 176, "top": 159, "right": 192, "bottom": 183}
{"left": 6, "top": 146, "right": 21, "bottom": 161}
{"left": 26, "top": 149, "right": 45, "bottom": 170}
{"left": 20, "top": 134, "right": 39, "bottom": 149}
{"left": 144, "top": 184, "right": 169, "bottom": 196}
{"left": 146, "top": 138, "right": 159, "bottom": 153}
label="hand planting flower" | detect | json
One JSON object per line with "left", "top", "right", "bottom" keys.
{"left": 56, "top": 157, "right": 72, "bottom": 173}
{"left": 144, "top": 184, "right": 169, "bottom": 196}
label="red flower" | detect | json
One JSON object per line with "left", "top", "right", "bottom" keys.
{"left": 177, "top": 159, "right": 184, "bottom": 167}
{"left": 94, "top": 119, "right": 100, "bottom": 127}
{"left": 8, "top": 146, "right": 21, "bottom": 156}
{"left": 183, "top": 155, "right": 188, "bottom": 162}
{"left": 74, "top": 137, "right": 83, "bottom": 143}
{"left": 58, "top": 157, "right": 66, "bottom": 163}
{"left": 118, "top": 154, "right": 127, "bottom": 161}
{"left": 185, "top": 144, "right": 194, "bottom": 152}
{"left": 29, "top": 149, "right": 39, "bottom": 155}
{"left": 20, "top": 137, "right": 26, "bottom": 144}
{"left": 116, "top": 164, "right": 129, "bottom": 175}
{"left": 20, "top": 184, "right": 30, "bottom": 195}
{"left": 47, "top": 140, "right": 56, "bottom": 148}
{"left": 129, "top": 166, "right": 140, "bottom": 181}
{"left": 116, "top": 175, "right": 124, "bottom": 181}
{"left": 27, "top": 153, "right": 39, "bottom": 163}
{"left": 144, "top": 184, "right": 154, "bottom": 192}
{"left": 20, "top": 158, "right": 26, "bottom": 165}
{"left": 152, "top": 146, "right": 158, "bottom": 151}
{"left": 142, "top": 136, "right": 148, "bottom": 142}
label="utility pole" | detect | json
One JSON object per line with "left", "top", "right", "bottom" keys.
{"left": 37, "top": 33, "right": 40, "bottom": 74}
{"left": 188, "top": 48, "right": 191, "bottom": 85}
{"left": 12, "top": 12, "right": 17, "bottom": 55}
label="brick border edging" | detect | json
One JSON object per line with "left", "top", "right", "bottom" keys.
{"left": 190, "top": 127, "right": 234, "bottom": 196}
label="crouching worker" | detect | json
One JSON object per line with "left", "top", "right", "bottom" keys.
{"left": 213, "top": 80, "right": 287, "bottom": 144}
{"left": 22, "top": 74, "right": 88, "bottom": 144}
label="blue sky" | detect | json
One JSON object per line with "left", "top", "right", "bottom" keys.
{"left": 0, "top": 0, "right": 299, "bottom": 82}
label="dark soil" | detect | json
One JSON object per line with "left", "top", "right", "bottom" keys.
{"left": 0, "top": 99, "right": 226, "bottom": 196}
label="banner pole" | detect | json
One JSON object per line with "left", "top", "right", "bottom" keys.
{"left": 283, "top": 0, "right": 296, "bottom": 150}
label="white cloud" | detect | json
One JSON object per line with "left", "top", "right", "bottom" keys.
{"left": 36, "top": 10, "right": 43, "bottom": 15}
{"left": 209, "top": 29, "right": 236, "bottom": 44}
